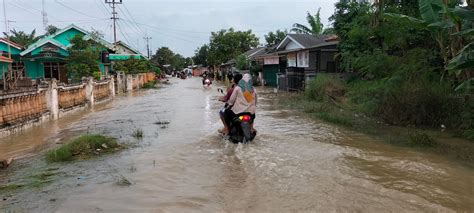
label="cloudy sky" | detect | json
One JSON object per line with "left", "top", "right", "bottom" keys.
{"left": 2, "top": 0, "right": 338, "bottom": 57}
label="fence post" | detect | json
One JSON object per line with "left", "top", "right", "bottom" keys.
{"left": 85, "top": 77, "right": 95, "bottom": 106}
{"left": 108, "top": 76, "right": 115, "bottom": 98}
{"left": 46, "top": 80, "right": 59, "bottom": 120}
{"left": 126, "top": 75, "right": 133, "bottom": 92}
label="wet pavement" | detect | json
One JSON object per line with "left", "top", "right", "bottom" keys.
{"left": 0, "top": 77, "right": 473, "bottom": 212}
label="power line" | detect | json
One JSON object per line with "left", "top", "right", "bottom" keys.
{"left": 122, "top": 4, "right": 145, "bottom": 35}
{"left": 120, "top": 19, "right": 207, "bottom": 42}
{"left": 55, "top": 0, "right": 104, "bottom": 19}
{"left": 0, "top": 18, "right": 108, "bottom": 23}
{"left": 93, "top": 0, "right": 110, "bottom": 17}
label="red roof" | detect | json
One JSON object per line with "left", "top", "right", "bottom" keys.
{"left": 0, "top": 55, "right": 13, "bottom": 63}
{"left": 0, "top": 38, "right": 23, "bottom": 50}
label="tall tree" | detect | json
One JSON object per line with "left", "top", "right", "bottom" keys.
{"left": 291, "top": 8, "right": 324, "bottom": 35}
{"left": 3, "top": 29, "right": 38, "bottom": 47}
{"left": 66, "top": 34, "right": 104, "bottom": 81}
{"left": 193, "top": 44, "right": 209, "bottom": 66}
{"left": 207, "top": 28, "right": 259, "bottom": 66}
{"left": 264, "top": 30, "right": 287, "bottom": 46}
{"left": 152, "top": 47, "right": 175, "bottom": 66}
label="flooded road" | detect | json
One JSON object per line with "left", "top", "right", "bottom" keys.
{"left": 1, "top": 78, "right": 473, "bottom": 212}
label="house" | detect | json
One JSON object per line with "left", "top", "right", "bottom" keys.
{"left": 219, "top": 46, "right": 267, "bottom": 78}
{"left": 18, "top": 24, "right": 114, "bottom": 83}
{"left": 114, "top": 41, "right": 146, "bottom": 58}
{"left": 0, "top": 38, "right": 24, "bottom": 78}
{"left": 258, "top": 34, "right": 340, "bottom": 90}
{"left": 192, "top": 65, "right": 208, "bottom": 76}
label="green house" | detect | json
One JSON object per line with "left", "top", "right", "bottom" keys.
{"left": 18, "top": 24, "right": 114, "bottom": 83}
{"left": 0, "top": 38, "right": 24, "bottom": 79}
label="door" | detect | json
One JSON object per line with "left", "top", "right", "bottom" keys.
{"left": 263, "top": 65, "right": 279, "bottom": 87}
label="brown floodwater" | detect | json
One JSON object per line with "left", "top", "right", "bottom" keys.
{"left": 0, "top": 77, "right": 473, "bottom": 212}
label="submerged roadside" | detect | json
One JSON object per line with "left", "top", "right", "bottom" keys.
{"left": 276, "top": 87, "right": 474, "bottom": 165}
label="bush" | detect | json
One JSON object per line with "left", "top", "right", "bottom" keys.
{"left": 305, "top": 74, "right": 346, "bottom": 102}
{"left": 132, "top": 128, "right": 144, "bottom": 139}
{"left": 142, "top": 80, "right": 157, "bottom": 89}
{"left": 46, "top": 134, "right": 120, "bottom": 162}
{"left": 408, "top": 132, "right": 437, "bottom": 147}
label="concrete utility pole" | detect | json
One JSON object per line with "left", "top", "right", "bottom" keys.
{"left": 105, "top": 0, "right": 122, "bottom": 48}
{"left": 143, "top": 36, "right": 152, "bottom": 59}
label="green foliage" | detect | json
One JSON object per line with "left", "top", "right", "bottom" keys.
{"left": 235, "top": 54, "right": 249, "bottom": 71}
{"left": 114, "top": 58, "right": 153, "bottom": 74}
{"left": 265, "top": 30, "right": 287, "bottom": 46}
{"left": 206, "top": 28, "right": 260, "bottom": 66}
{"left": 66, "top": 34, "right": 104, "bottom": 82}
{"left": 193, "top": 44, "right": 209, "bottom": 66}
{"left": 142, "top": 80, "right": 157, "bottom": 89}
{"left": 4, "top": 29, "right": 39, "bottom": 47}
{"left": 46, "top": 134, "right": 120, "bottom": 162}
{"left": 408, "top": 132, "right": 438, "bottom": 147}
{"left": 291, "top": 7, "right": 324, "bottom": 35}
{"left": 305, "top": 74, "right": 345, "bottom": 102}
{"left": 151, "top": 47, "right": 192, "bottom": 70}
{"left": 45, "top": 25, "right": 59, "bottom": 36}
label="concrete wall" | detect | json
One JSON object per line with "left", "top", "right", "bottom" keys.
{"left": 0, "top": 77, "right": 115, "bottom": 137}
{"left": 116, "top": 72, "right": 155, "bottom": 94}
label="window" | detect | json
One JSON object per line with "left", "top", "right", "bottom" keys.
{"left": 297, "top": 51, "right": 309, "bottom": 68}
{"left": 44, "top": 62, "right": 62, "bottom": 80}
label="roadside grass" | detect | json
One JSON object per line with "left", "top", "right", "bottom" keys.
{"left": 142, "top": 80, "right": 157, "bottom": 89}
{"left": 278, "top": 88, "right": 474, "bottom": 163}
{"left": 0, "top": 170, "right": 63, "bottom": 194}
{"left": 132, "top": 128, "right": 144, "bottom": 139}
{"left": 46, "top": 134, "right": 122, "bottom": 163}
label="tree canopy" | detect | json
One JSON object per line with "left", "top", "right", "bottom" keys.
{"left": 3, "top": 29, "right": 39, "bottom": 47}
{"left": 264, "top": 30, "right": 287, "bottom": 47}
{"left": 45, "top": 25, "right": 59, "bottom": 36}
{"left": 291, "top": 7, "right": 324, "bottom": 35}
{"left": 193, "top": 44, "right": 209, "bottom": 66}
{"left": 66, "top": 34, "right": 105, "bottom": 81}
{"left": 151, "top": 47, "right": 192, "bottom": 70}
{"left": 199, "top": 28, "right": 259, "bottom": 66}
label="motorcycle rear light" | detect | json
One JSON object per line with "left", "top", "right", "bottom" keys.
{"left": 239, "top": 115, "right": 251, "bottom": 122}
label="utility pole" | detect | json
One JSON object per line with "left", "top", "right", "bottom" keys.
{"left": 105, "top": 0, "right": 122, "bottom": 48}
{"left": 143, "top": 36, "right": 152, "bottom": 59}
{"left": 42, "top": 0, "right": 48, "bottom": 31}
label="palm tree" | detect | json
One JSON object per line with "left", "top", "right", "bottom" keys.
{"left": 291, "top": 8, "right": 324, "bottom": 35}
{"left": 3, "top": 29, "right": 39, "bottom": 47}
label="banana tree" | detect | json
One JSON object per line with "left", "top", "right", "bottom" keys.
{"left": 386, "top": 0, "right": 474, "bottom": 90}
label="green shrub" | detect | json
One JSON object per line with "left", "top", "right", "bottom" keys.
{"left": 408, "top": 132, "right": 437, "bottom": 147}
{"left": 142, "top": 80, "right": 157, "bottom": 89}
{"left": 46, "top": 134, "right": 120, "bottom": 162}
{"left": 463, "top": 129, "right": 474, "bottom": 141}
{"left": 305, "top": 74, "right": 345, "bottom": 102}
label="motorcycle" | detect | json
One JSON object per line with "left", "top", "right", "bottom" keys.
{"left": 203, "top": 78, "right": 212, "bottom": 87}
{"left": 218, "top": 88, "right": 257, "bottom": 143}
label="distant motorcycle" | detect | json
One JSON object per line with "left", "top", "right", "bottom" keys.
{"left": 203, "top": 78, "right": 212, "bottom": 87}
{"left": 218, "top": 88, "right": 256, "bottom": 143}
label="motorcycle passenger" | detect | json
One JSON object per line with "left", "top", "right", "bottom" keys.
{"left": 225, "top": 73, "right": 257, "bottom": 133}
{"left": 218, "top": 73, "right": 243, "bottom": 134}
